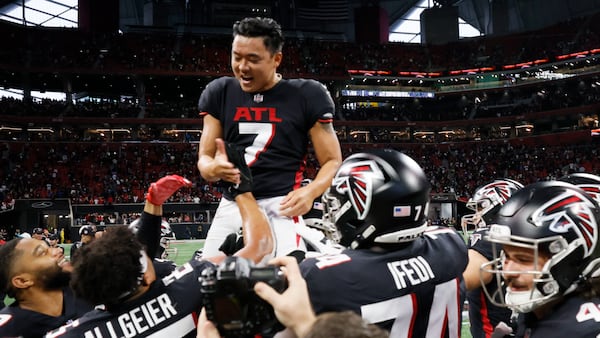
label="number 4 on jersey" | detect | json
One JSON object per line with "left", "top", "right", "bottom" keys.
{"left": 576, "top": 302, "right": 600, "bottom": 322}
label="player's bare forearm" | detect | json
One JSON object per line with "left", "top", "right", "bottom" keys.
{"left": 197, "top": 154, "right": 220, "bottom": 182}
{"left": 310, "top": 122, "right": 342, "bottom": 199}
{"left": 464, "top": 249, "right": 492, "bottom": 290}
{"left": 233, "top": 192, "right": 274, "bottom": 263}
{"left": 143, "top": 202, "right": 163, "bottom": 216}
{"left": 310, "top": 159, "right": 341, "bottom": 199}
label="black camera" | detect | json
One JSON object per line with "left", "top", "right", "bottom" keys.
{"left": 200, "top": 256, "right": 287, "bottom": 338}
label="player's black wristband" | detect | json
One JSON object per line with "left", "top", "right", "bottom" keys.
{"left": 218, "top": 232, "right": 244, "bottom": 256}
{"left": 223, "top": 142, "right": 253, "bottom": 200}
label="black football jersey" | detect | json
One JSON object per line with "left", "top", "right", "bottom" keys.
{"left": 45, "top": 259, "right": 215, "bottom": 338}
{"left": 514, "top": 294, "right": 600, "bottom": 337}
{"left": 198, "top": 77, "right": 335, "bottom": 199}
{"left": 467, "top": 227, "right": 513, "bottom": 338}
{"left": 69, "top": 242, "right": 84, "bottom": 263}
{"left": 300, "top": 226, "right": 468, "bottom": 337}
{"left": 0, "top": 287, "right": 93, "bottom": 338}
{"left": 152, "top": 258, "right": 177, "bottom": 278}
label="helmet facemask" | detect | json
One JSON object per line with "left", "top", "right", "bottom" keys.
{"left": 159, "top": 221, "right": 176, "bottom": 250}
{"left": 462, "top": 179, "right": 524, "bottom": 235}
{"left": 482, "top": 224, "right": 583, "bottom": 313}
{"left": 322, "top": 186, "right": 372, "bottom": 249}
{"left": 461, "top": 199, "right": 490, "bottom": 234}
{"left": 306, "top": 191, "right": 342, "bottom": 244}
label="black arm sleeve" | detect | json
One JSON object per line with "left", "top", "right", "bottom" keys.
{"left": 69, "top": 243, "right": 78, "bottom": 261}
{"left": 136, "top": 211, "right": 162, "bottom": 259}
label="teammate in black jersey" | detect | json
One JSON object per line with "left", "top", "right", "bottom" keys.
{"left": 0, "top": 234, "right": 90, "bottom": 338}
{"left": 47, "top": 145, "right": 274, "bottom": 338}
{"left": 461, "top": 179, "right": 523, "bottom": 338}
{"left": 69, "top": 225, "right": 95, "bottom": 264}
{"left": 481, "top": 181, "right": 600, "bottom": 337}
{"left": 299, "top": 149, "right": 468, "bottom": 337}
{"left": 46, "top": 225, "right": 207, "bottom": 338}
{"left": 197, "top": 16, "right": 342, "bottom": 258}
{"left": 0, "top": 174, "right": 192, "bottom": 338}
{"left": 46, "top": 192, "right": 273, "bottom": 338}
{"left": 197, "top": 256, "right": 389, "bottom": 338}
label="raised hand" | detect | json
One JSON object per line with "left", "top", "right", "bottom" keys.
{"left": 146, "top": 174, "right": 192, "bottom": 205}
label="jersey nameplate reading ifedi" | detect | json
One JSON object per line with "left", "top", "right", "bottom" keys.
{"left": 387, "top": 256, "right": 435, "bottom": 289}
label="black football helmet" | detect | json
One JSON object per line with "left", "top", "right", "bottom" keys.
{"left": 461, "top": 178, "right": 524, "bottom": 234}
{"left": 481, "top": 181, "right": 600, "bottom": 312}
{"left": 558, "top": 172, "right": 600, "bottom": 205}
{"left": 322, "top": 149, "right": 431, "bottom": 249}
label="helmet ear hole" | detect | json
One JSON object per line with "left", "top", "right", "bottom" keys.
{"left": 549, "top": 245, "right": 585, "bottom": 292}
{"left": 480, "top": 200, "right": 490, "bottom": 209}
{"left": 337, "top": 219, "right": 363, "bottom": 247}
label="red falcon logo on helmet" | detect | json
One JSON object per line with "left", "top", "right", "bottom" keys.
{"left": 333, "top": 160, "right": 384, "bottom": 220}
{"left": 483, "top": 181, "right": 516, "bottom": 204}
{"left": 532, "top": 191, "right": 598, "bottom": 256}
{"left": 578, "top": 184, "right": 600, "bottom": 205}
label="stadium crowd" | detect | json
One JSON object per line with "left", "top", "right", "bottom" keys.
{"left": 2, "top": 68, "right": 599, "bottom": 122}
{"left": 1, "top": 10, "right": 599, "bottom": 77}
{"left": 0, "top": 138, "right": 597, "bottom": 209}
{"left": 0, "top": 10, "right": 597, "bottom": 245}
{"left": 0, "top": 8, "right": 600, "bottom": 337}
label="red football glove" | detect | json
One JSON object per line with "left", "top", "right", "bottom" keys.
{"left": 146, "top": 175, "right": 192, "bottom": 205}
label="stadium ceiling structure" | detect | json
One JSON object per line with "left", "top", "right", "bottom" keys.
{"left": 0, "top": 0, "right": 599, "bottom": 37}
{"left": 0, "top": 0, "right": 76, "bottom": 27}
{"left": 381, "top": 0, "right": 600, "bottom": 36}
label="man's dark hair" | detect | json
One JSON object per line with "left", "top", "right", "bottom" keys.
{"left": 0, "top": 238, "right": 23, "bottom": 297}
{"left": 233, "top": 17, "right": 284, "bottom": 55}
{"left": 580, "top": 276, "right": 600, "bottom": 299}
{"left": 70, "top": 226, "right": 145, "bottom": 306}
{"left": 305, "top": 311, "right": 389, "bottom": 338}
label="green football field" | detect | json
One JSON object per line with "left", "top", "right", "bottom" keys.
{"left": 5, "top": 239, "right": 473, "bottom": 337}
{"left": 60, "top": 239, "right": 205, "bottom": 266}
